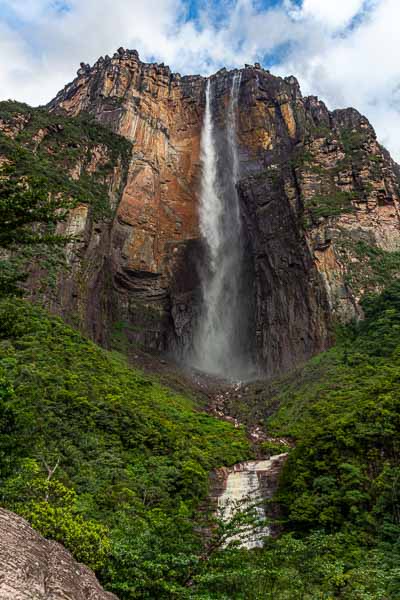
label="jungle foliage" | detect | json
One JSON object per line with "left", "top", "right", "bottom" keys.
{"left": 0, "top": 101, "right": 132, "bottom": 295}
{"left": 1, "top": 284, "right": 400, "bottom": 597}
{"left": 0, "top": 161, "right": 69, "bottom": 295}
{"left": 0, "top": 298, "right": 251, "bottom": 597}
{"left": 196, "top": 282, "right": 400, "bottom": 598}
{"left": 0, "top": 100, "right": 131, "bottom": 221}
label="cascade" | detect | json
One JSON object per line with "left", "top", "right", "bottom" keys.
{"left": 191, "top": 73, "right": 253, "bottom": 379}
{"left": 217, "top": 455, "right": 288, "bottom": 549}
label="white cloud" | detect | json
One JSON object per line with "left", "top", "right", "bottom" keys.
{"left": 0, "top": 0, "right": 400, "bottom": 161}
{"left": 277, "top": 0, "right": 400, "bottom": 158}
{"left": 297, "top": 0, "right": 366, "bottom": 29}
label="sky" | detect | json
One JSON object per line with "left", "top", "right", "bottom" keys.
{"left": 1, "top": 0, "right": 400, "bottom": 160}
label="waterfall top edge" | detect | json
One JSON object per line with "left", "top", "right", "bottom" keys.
{"left": 226, "top": 454, "right": 289, "bottom": 474}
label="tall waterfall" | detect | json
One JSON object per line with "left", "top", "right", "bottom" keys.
{"left": 191, "top": 73, "right": 253, "bottom": 379}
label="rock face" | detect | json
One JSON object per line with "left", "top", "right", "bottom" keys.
{"left": 6, "top": 48, "right": 400, "bottom": 376}
{"left": 48, "top": 48, "right": 205, "bottom": 354}
{"left": 0, "top": 508, "right": 117, "bottom": 600}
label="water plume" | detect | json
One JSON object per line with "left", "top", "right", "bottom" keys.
{"left": 191, "top": 73, "right": 253, "bottom": 379}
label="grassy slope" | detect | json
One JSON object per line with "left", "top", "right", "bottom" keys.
{"left": 225, "top": 284, "right": 400, "bottom": 542}
{"left": 1, "top": 287, "right": 400, "bottom": 598}
{"left": 272, "top": 285, "right": 400, "bottom": 542}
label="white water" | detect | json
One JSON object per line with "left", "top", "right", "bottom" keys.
{"left": 217, "top": 455, "right": 287, "bottom": 549}
{"left": 197, "top": 78, "right": 224, "bottom": 268}
{"left": 227, "top": 73, "right": 242, "bottom": 228}
{"left": 192, "top": 73, "right": 253, "bottom": 378}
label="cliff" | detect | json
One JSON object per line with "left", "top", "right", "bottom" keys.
{"left": 1, "top": 48, "right": 400, "bottom": 376}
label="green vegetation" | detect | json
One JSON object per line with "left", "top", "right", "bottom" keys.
{"left": 193, "top": 531, "right": 398, "bottom": 599}
{"left": 340, "top": 128, "right": 367, "bottom": 155}
{"left": 337, "top": 237, "right": 400, "bottom": 295}
{"left": 259, "top": 439, "right": 291, "bottom": 457}
{"left": 206, "top": 283, "right": 400, "bottom": 598}
{"left": 0, "top": 161, "right": 69, "bottom": 295}
{"left": 305, "top": 190, "right": 356, "bottom": 222}
{"left": 370, "top": 154, "right": 383, "bottom": 163}
{"left": 2, "top": 284, "right": 400, "bottom": 597}
{"left": 269, "top": 284, "right": 400, "bottom": 594}
{"left": 289, "top": 147, "right": 313, "bottom": 169}
{"left": 1, "top": 99, "right": 399, "bottom": 596}
{"left": 299, "top": 124, "right": 387, "bottom": 229}
{"left": 0, "top": 100, "right": 132, "bottom": 296}
{"left": 308, "top": 124, "right": 332, "bottom": 140}
{"left": 0, "top": 298, "right": 251, "bottom": 596}
{"left": 0, "top": 100, "right": 131, "bottom": 220}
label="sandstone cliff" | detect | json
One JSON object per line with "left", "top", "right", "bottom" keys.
{"left": 49, "top": 48, "right": 205, "bottom": 355}
{"left": 1, "top": 48, "right": 399, "bottom": 376}
{"left": 0, "top": 508, "right": 117, "bottom": 600}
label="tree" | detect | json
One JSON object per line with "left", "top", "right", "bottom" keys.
{"left": 2, "top": 458, "right": 110, "bottom": 571}
{"left": 0, "top": 161, "right": 69, "bottom": 295}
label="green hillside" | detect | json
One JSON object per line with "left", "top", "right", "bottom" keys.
{"left": 0, "top": 298, "right": 250, "bottom": 597}
{"left": 1, "top": 286, "right": 400, "bottom": 598}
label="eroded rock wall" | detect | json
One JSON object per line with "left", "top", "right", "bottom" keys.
{"left": 44, "top": 51, "right": 400, "bottom": 373}
{"left": 233, "top": 70, "right": 400, "bottom": 372}
{"left": 49, "top": 48, "right": 205, "bottom": 353}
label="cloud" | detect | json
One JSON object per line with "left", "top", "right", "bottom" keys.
{"left": 295, "top": 0, "right": 366, "bottom": 29}
{"left": 1, "top": 0, "right": 400, "bottom": 161}
{"left": 277, "top": 0, "right": 400, "bottom": 158}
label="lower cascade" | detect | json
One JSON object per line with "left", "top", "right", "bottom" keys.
{"left": 191, "top": 74, "right": 254, "bottom": 379}
{"left": 217, "top": 454, "right": 288, "bottom": 548}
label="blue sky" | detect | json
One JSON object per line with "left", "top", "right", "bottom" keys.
{"left": 1, "top": 0, "right": 400, "bottom": 160}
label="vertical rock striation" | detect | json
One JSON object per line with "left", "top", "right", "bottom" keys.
{"left": 49, "top": 48, "right": 206, "bottom": 353}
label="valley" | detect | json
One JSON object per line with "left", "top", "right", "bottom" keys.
{"left": 0, "top": 48, "right": 399, "bottom": 598}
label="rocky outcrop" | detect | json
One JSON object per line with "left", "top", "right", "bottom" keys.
{"left": 298, "top": 103, "right": 400, "bottom": 320}
{"left": 0, "top": 102, "right": 132, "bottom": 348}
{"left": 2, "top": 49, "right": 400, "bottom": 376}
{"left": 0, "top": 508, "right": 117, "bottom": 600}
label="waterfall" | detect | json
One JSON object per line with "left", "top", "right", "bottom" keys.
{"left": 227, "top": 72, "right": 242, "bottom": 227}
{"left": 197, "top": 78, "right": 223, "bottom": 269}
{"left": 191, "top": 73, "right": 253, "bottom": 379}
{"left": 217, "top": 455, "right": 288, "bottom": 549}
